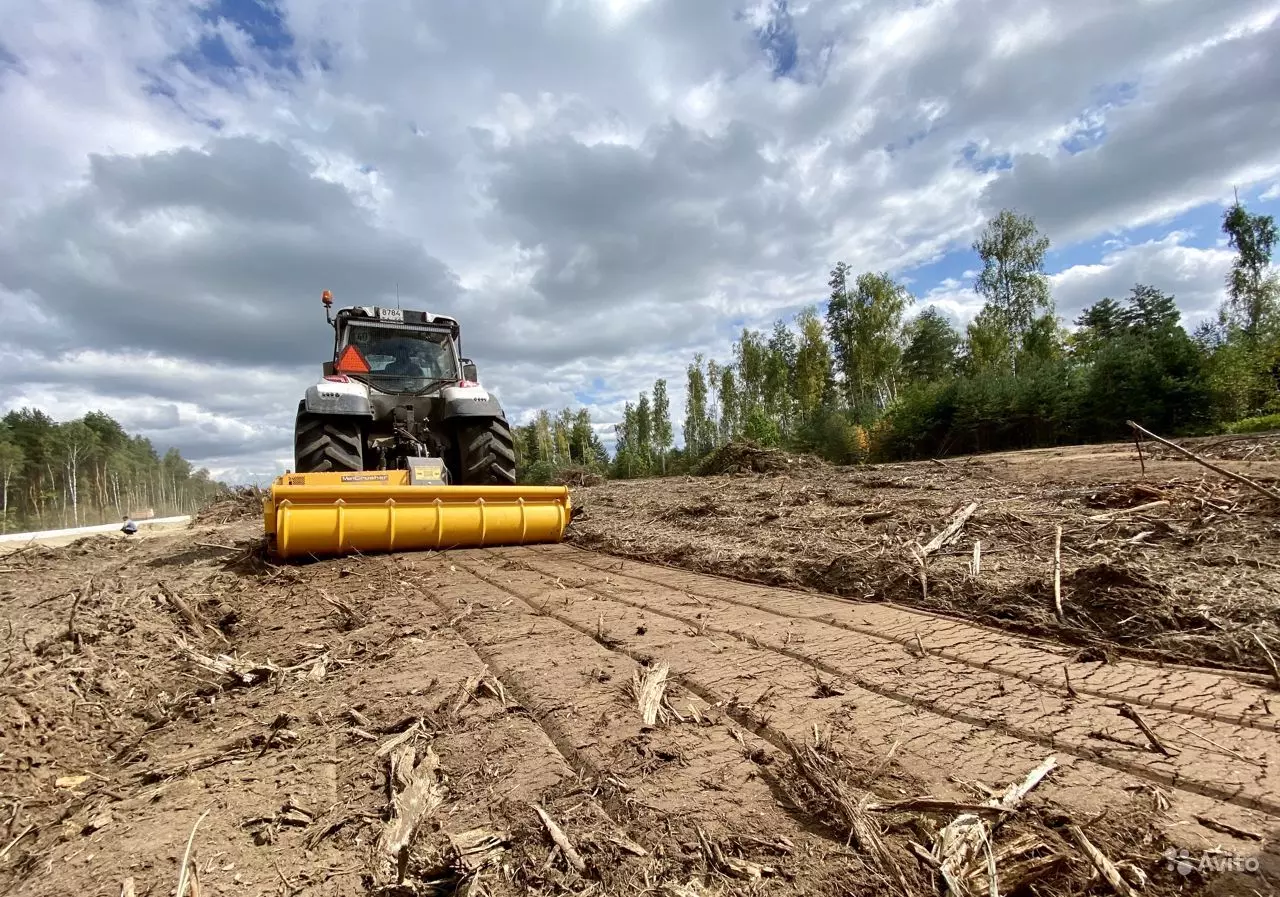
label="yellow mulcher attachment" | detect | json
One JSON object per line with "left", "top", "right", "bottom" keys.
{"left": 271, "top": 290, "right": 574, "bottom": 560}
{"left": 264, "top": 469, "right": 572, "bottom": 560}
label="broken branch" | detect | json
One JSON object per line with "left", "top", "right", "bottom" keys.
{"left": 919, "top": 502, "right": 980, "bottom": 558}
{"left": 531, "top": 804, "right": 587, "bottom": 875}
{"left": 1126, "top": 420, "right": 1280, "bottom": 504}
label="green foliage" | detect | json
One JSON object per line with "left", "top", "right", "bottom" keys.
{"left": 517, "top": 203, "right": 1280, "bottom": 477}
{"left": 1222, "top": 199, "right": 1280, "bottom": 338}
{"left": 880, "top": 281, "right": 1221, "bottom": 455}
{"left": 792, "top": 306, "right": 834, "bottom": 427}
{"left": 514, "top": 404, "right": 608, "bottom": 484}
{"left": 902, "top": 306, "right": 960, "bottom": 384}
{"left": 741, "top": 407, "right": 780, "bottom": 447}
{"left": 0, "top": 407, "right": 227, "bottom": 532}
{"left": 972, "top": 208, "right": 1053, "bottom": 341}
{"left": 963, "top": 306, "right": 1014, "bottom": 375}
{"left": 652, "top": 379, "right": 673, "bottom": 473}
{"left": 826, "top": 270, "right": 911, "bottom": 419}
{"left": 1225, "top": 413, "right": 1280, "bottom": 434}
{"left": 683, "top": 354, "right": 715, "bottom": 458}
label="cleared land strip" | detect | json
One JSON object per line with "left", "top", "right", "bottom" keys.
{"left": 492, "top": 546, "right": 1280, "bottom": 814}
{"left": 401, "top": 555, "right": 868, "bottom": 890}
{"left": 442, "top": 547, "right": 1278, "bottom": 852}
{"left": 5, "top": 545, "right": 632, "bottom": 897}
{"left": 547, "top": 543, "right": 1278, "bottom": 732}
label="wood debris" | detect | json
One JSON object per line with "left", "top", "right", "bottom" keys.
{"left": 1064, "top": 824, "right": 1138, "bottom": 897}
{"left": 1088, "top": 499, "right": 1170, "bottom": 520}
{"left": 138, "top": 725, "right": 301, "bottom": 782}
{"left": 530, "top": 803, "right": 587, "bottom": 875}
{"left": 627, "top": 660, "right": 671, "bottom": 726}
{"left": 695, "top": 825, "right": 775, "bottom": 881}
{"left": 1052, "top": 525, "right": 1064, "bottom": 622}
{"left": 918, "top": 502, "right": 980, "bottom": 558}
{"left": 780, "top": 734, "right": 909, "bottom": 892}
{"left": 1127, "top": 419, "right": 1280, "bottom": 503}
{"left": 447, "top": 827, "right": 510, "bottom": 873}
{"left": 379, "top": 743, "right": 448, "bottom": 883}
{"left": 172, "top": 635, "right": 279, "bottom": 686}
{"left": 931, "top": 755, "right": 1057, "bottom": 896}
{"left": 1116, "top": 704, "right": 1175, "bottom": 756}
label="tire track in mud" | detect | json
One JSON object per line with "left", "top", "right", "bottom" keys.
{"left": 402, "top": 555, "right": 857, "bottom": 863}
{"left": 548, "top": 543, "right": 1279, "bottom": 733}
{"left": 6, "top": 546, "right": 622, "bottom": 897}
{"left": 493, "top": 548, "right": 1280, "bottom": 817}
{"left": 447, "top": 548, "right": 1279, "bottom": 849}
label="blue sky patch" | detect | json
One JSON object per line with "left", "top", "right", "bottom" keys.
{"left": 737, "top": 0, "right": 832, "bottom": 84}
{"left": 901, "top": 248, "right": 973, "bottom": 293}
{"left": 959, "top": 142, "right": 1012, "bottom": 173}
{"left": 754, "top": 0, "right": 798, "bottom": 79}
{"left": 1060, "top": 123, "right": 1105, "bottom": 154}
{"left": 1060, "top": 81, "right": 1137, "bottom": 154}
{"left": 1089, "top": 80, "right": 1139, "bottom": 110}
{"left": 177, "top": 0, "right": 301, "bottom": 80}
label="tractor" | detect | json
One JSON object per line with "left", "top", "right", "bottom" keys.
{"left": 292, "top": 290, "right": 518, "bottom": 487}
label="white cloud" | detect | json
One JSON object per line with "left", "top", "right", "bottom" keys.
{"left": 1, "top": 0, "right": 1276, "bottom": 481}
{"left": 1050, "top": 233, "right": 1235, "bottom": 329}
{"left": 980, "top": 6, "right": 1280, "bottom": 241}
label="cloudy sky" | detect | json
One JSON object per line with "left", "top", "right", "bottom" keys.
{"left": 2, "top": 0, "right": 1278, "bottom": 484}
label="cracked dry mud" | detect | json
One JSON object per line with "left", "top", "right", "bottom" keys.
{"left": 2, "top": 465, "right": 1279, "bottom": 895}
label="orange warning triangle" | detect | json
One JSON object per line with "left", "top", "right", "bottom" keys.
{"left": 336, "top": 344, "right": 371, "bottom": 373}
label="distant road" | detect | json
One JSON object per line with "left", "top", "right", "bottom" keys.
{"left": 0, "top": 516, "right": 192, "bottom": 551}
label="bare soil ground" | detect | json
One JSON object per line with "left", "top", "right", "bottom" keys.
{"left": 571, "top": 436, "right": 1280, "bottom": 677}
{"left": 1, "top": 441, "right": 1278, "bottom": 897}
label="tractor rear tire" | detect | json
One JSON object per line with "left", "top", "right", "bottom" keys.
{"left": 295, "top": 413, "right": 364, "bottom": 473}
{"left": 456, "top": 418, "right": 518, "bottom": 486}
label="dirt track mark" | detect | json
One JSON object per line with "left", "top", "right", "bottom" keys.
{"left": 496, "top": 547, "right": 1280, "bottom": 816}
{"left": 446, "top": 548, "right": 1279, "bottom": 853}
{"left": 407, "top": 562, "right": 814, "bottom": 834}
{"left": 4, "top": 549, "right": 611, "bottom": 897}
{"left": 404, "top": 556, "right": 870, "bottom": 890}
{"left": 551, "top": 544, "right": 1279, "bottom": 732}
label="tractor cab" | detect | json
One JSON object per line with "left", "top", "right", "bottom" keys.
{"left": 320, "top": 293, "right": 478, "bottom": 393}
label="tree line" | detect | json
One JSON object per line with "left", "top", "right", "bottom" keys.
{"left": 517, "top": 196, "right": 1278, "bottom": 480}
{"left": 0, "top": 408, "right": 229, "bottom": 532}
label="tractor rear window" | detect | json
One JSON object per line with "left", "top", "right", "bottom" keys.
{"left": 341, "top": 321, "right": 457, "bottom": 388}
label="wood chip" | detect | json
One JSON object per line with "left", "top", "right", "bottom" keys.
{"left": 1088, "top": 500, "right": 1170, "bottom": 521}
{"left": 1065, "top": 824, "right": 1138, "bottom": 897}
{"left": 630, "top": 660, "right": 670, "bottom": 725}
{"left": 605, "top": 831, "right": 649, "bottom": 856}
{"left": 919, "top": 502, "right": 980, "bottom": 558}
{"left": 531, "top": 803, "right": 586, "bottom": 875}
{"left": 379, "top": 745, "right": 447, "bottom": 867}
{"left": 375, "top": 719, "right": 423, "bottom": 758}
{"left": 448, "top": 827, "right": 509, "bottom": 872}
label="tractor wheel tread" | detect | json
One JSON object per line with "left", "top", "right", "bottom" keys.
{"left": 457, "top": 419, "right": 518, "bottom": 486}
{"left": 295, "top": 415, "right": 363, "bottom": 473}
